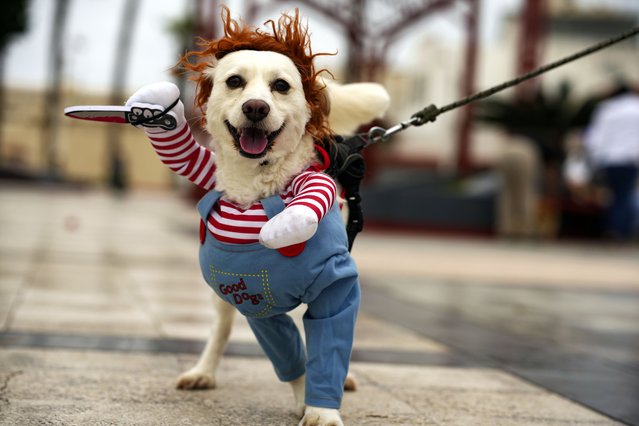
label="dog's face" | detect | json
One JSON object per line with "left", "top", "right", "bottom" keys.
{"left": 205, "top": 50, "right": 311, "bottom": 161}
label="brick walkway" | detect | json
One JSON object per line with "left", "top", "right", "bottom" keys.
{"left": 1, "top": 183, "right": 635, "bottom": 425}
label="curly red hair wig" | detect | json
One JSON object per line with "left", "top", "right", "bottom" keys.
{"left": 181, "top": 6, "right": 333, "bottom": 142}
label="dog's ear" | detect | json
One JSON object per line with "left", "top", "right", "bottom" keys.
{"left": 317, "top": 81, "right": 331, "bottom": 117}
{"left": 203, "top": 60, "right": 218, "bottom": 82}
{"left": 193, "top": 62, "right": 218, "bottom": 123}
{"left": 201, "top": 66, "right": 216, "bottom": 97}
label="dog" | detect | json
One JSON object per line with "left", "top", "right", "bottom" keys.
{"left": 126, "top": 7, "right": 389, "bottom": 425}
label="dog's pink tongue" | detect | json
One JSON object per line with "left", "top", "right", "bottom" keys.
{"left": 240, "top": 128, "right": 268, "bottom": 155}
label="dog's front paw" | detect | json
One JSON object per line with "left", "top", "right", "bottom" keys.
{"left": 176, "top": 368, "right": 216, "bottom": 390}
{"left": 299, "top": 407, "right": 343, "bottom": 426}
{"left": 259, "top": 205, "right": 318, "bottom": 249}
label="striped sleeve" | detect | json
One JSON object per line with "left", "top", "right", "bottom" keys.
{"left": 287, "top": 171, "right": 337, "bottom": 221}
{"left": 144, "top": 122, "right": 216, "bottom": 190}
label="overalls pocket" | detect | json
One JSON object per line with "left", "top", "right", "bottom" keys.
{"left": 207, "top": 264, "right": 276, "bottom": 318}
{"left": 195, "top": 188, "right": 354, "bottom": 318}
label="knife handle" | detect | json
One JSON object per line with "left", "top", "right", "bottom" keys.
{"left": 127, "top": 106, "right": 178, "bottom": 131}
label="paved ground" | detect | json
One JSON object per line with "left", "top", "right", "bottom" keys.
{"left": 1, "top": 183, "right": 637, "bottom": 425}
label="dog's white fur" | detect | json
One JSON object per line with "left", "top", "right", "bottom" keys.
{"left": 171, "top": 50, "right": 389, "bottom": 425}
{"left": 205, "top": 50, "right": 316, "bottom": 209}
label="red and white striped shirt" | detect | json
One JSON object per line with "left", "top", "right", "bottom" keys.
{"left": 145, "top": 122, "right": 336, "bottom": 244}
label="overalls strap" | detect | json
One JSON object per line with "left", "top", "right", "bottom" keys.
{"left": 260, "top": 193, "right": 287, "bottom": 219}
{"left": 197, "top": 190, "right": 223, "bottom": 220}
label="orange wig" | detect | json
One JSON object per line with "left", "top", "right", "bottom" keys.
{"left": 181, "top": 6, "right": 333, "bottom": 142}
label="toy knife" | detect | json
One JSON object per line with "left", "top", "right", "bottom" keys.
{"left": 64, "top": 103, "right": 178, "bottom": 131}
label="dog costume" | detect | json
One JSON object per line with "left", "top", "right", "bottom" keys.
{"left": 129, "top": 10, "right": 361, "bottom": 409}
{"left": 198, "top": 188, "right": 359, "bottom": 408}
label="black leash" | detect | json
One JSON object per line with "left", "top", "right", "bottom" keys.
{"left": 337, "top": 24, "right": 639, "bottom": 250}
{"left": 367, "top": 25, "right": 639, "bottom": 145}
{"left": 132, "top": 26, "right": 639, "bottom": 251}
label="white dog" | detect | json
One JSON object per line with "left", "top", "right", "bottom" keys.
{"left": 127, "top": 8, "right": 388, "bottom": 426}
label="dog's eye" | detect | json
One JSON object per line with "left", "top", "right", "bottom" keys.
{"left": 271, "top": 79, "right": 290, "bottom": 93}
{"left": 226, "top": 75, "right": 245, "bottom": 89}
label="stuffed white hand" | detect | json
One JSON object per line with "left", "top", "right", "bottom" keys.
{"left": 259, "top": 205, "right": 319, "bottom": 249}
{"left": 125, "top": 82, "right": 185, "bottom": 127}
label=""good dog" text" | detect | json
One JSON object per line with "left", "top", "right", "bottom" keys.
{"left": 219, "top": 277, "right": 265, "bottom": 306}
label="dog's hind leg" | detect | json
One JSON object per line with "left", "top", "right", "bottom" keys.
{"left": 290, "top": 374, "right": 306, "bottom": 417}
{"left": 344, "top": 373, "right": 357, "bottom": 391}
{"left": 176, "top": 297, "right": 236, "bottom": 389}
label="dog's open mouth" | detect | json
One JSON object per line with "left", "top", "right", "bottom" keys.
{"left": 225, "top": 121, "right": 284, "bottom": 159}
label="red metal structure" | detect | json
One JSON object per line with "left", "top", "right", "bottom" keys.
{"left": 515, "top": 0, "right": 548, "bottom": 100}
{"left": 456, "top": 0, "right": 478, "bottom": 174}
{"left": 195, "top": 0, "right": 220, "bottom": 39}
{"left": 194, "top": 1, "right": 547, "bottom": 175}
{"left": 242, "top": 0, "right": 481, "bottom": 174}
{"left": 244, "top": 0, "right": 463, "bottom": 82}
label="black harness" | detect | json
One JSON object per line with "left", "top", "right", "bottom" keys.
{"left": 321, "top": 135, "right": 369, "bottom": 252}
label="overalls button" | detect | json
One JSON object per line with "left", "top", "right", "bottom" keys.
{"left": 199, "top": 220, "right": 206, "bottom": 244}
{"left": 277, "top": 242, "right": 305, "bottom": 257}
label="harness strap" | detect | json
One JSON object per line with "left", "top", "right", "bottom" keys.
{"left": 324, "top": 135, "right": 368, "bottom": 251}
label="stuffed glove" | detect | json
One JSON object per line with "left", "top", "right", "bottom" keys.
{"left": 259, "top": 205, "right": 319, "bottom": 249}
{"left": 125, "top": 82, "right": 186, "bottom": 127}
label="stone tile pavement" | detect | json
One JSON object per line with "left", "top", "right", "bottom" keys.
{"left": 1, "top": 183, "right": 634, "bottom": 425}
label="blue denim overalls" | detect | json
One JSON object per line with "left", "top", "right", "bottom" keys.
{"left": 197, "top": 189, "right": 360, "bottom": 409}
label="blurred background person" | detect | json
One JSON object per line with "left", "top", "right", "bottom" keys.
{"left": 496, "top": 132, "right": 540, "bottom": 239}
{"left": 583, "top": 83, "right": 639, "bottom": 241}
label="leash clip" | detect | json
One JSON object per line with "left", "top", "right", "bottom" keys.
{"left": 366, "top": 116, "right": 422, "bottom": 146}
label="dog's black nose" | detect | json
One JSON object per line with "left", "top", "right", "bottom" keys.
{"left": 242, "top": 99, "right": 270, "bottom": 122}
